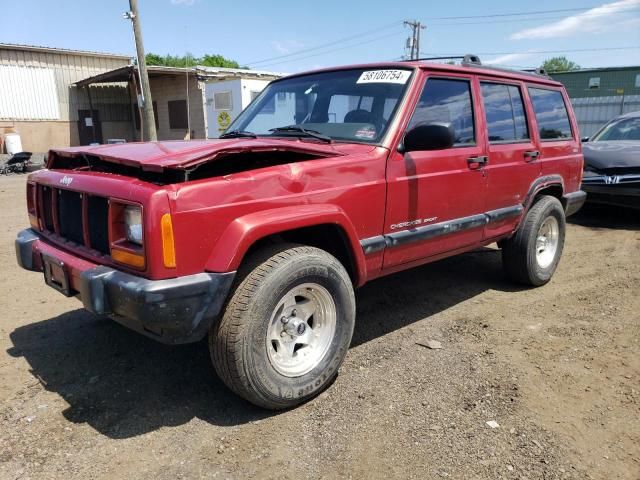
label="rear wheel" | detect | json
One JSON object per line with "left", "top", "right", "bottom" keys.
{"left": 502, "top": 195, "right": 566, "bottom": 286}
{"left": 209, "top": 244, "right": 355, "bottom": 409}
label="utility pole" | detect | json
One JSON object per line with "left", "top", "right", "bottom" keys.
{"left": 403, "top": 20, "right": 425, "bottom": 60}
{"left": 124, "top": 0, "right": 157, "bottom": 141}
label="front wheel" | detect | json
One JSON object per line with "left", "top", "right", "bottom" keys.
{"left": 210, "top": 244, "right": 355, "bottom": 409}
{"left": 502, "top": 195, "right": 566, "bottom": 286}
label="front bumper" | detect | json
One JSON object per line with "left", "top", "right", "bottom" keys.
{"left": 16, "top": 229, "right": 235, "bottom": 344}
{"left": 582, "top": 175, "right": 640, "bottom": 210}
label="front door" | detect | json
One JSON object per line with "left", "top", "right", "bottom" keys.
{"left": 383, "top": 74, "right": 488, "bottom": 270}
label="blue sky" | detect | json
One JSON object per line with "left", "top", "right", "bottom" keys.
{"left": 2, "top": 0, "right": 639, "bottom": 73}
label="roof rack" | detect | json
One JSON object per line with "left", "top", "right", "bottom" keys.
{"left": 404, "top": 54, "right": 481, "bottom": 65}
{"left": 405, "top": 53, "right": 551, "bottom": 79}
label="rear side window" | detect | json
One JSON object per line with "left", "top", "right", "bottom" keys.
{"left": 408, "top": 78, "right": 475, "bottom": 145}
{"left": 528, "top": 88, "right": 573, "bottom": 140}
{"left": 481, "top": 83, "right": 529, "bottom": 142}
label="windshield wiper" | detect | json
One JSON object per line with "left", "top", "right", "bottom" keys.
{"left": 219, "top": 130, "right": 258, "bottom": 139}
{"left": 269, "top": 125, "right": 332, "bottom": 143}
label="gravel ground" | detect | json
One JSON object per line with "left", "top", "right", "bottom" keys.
{"left": 0, "top": 174, "right": 638, "bottom": 479}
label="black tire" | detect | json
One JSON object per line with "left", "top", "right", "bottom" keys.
{"left": 501, "top": 195, "right": 566, "bottom": 286}
{"left": 209, "top": 243, "right": 355, "bottom": 409}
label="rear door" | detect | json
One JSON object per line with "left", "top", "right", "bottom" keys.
{"left": 526, "top": 86, "right": 582, "bottom": 193}
{"left": 383, "top": 73, "right": 488, "bottom": 269}
{"left": 477, "top": 80, "right": 540, "bottom": 239}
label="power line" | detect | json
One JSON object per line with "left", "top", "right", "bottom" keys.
{"left": 254, "top": 30, "right": 406, "bottom": 68}
{"left": 421, "top": 5, "right": 617, "bottom": 20}
{"left": 426, "top": 6, "right": 640, "bottom": 26}
{"left": 420, "top": 46, "right": 640, "bottom": 57}
{"left": 245, "top": 21, "right": 401, "bottom": 66}
{"left": 243, "top": 4, "right": 640, "bottom": 69}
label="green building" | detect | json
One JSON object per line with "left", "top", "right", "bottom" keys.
{"left": 551, "top": 66, "right": 640, "bottom": 137}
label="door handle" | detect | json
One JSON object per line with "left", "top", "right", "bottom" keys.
{"left": 467, "top": 156, "right": 488, "bottom": 169}
{"left": 524, "top": 150, "right": 540, "bottom": 162}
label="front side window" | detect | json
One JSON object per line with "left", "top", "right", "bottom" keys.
{"left": 227, "top": 68, "right": 413, "bottom": 143}
{"left": 481, "top": 83, "right": 529, "bottom": 143}
{"left": 407, "top": 77, "right": 475, "bottom": 145}
{"left": 528, "top": 88, "right": 573, "bottom": 140}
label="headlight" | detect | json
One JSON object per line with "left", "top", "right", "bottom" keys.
{"left": 124, "top": 205, "right": 143, "bottom": 245}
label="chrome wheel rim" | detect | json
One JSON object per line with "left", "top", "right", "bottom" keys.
{"left": 266, "top": 283, "right": 337, "bottom": 377}
{"left": 535, "top": 216, "right": 559, "bottom": 269}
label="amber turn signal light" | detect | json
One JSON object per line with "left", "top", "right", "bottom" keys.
{"left": 161, "top": 213, "right": 176, "bottom": 268}
{"left": 111, "top": 247, "right": 145, "bottom": 269}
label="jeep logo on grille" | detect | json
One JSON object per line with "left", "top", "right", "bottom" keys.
{"left": 59, "top": 176, "right": 73, "bottom": 186}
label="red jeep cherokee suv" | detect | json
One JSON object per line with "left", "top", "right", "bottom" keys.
{"left": 16, "top": 57, "right": 586, "bottom": 409}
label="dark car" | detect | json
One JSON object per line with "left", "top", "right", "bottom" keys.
{"left": 582, "top": 111, "right": 640, "bottom": 210}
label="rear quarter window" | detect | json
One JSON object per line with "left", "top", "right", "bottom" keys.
{"left": 528, "top": 87, "right": 573, "bottom": 140}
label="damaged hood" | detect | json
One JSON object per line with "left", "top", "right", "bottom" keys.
{"left": 51, "top": 139, "right": 376, "bottom": 171}
{"left": 583, "top": 141, "right": 640, "bottom": 171}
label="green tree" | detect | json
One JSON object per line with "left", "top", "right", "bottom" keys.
{"left": 145, "top": 53, "right": 241, "bottom": 69}
{"left": 201, "top": 54, "right": 240, "bottom": 68}
{"left": 541, "top": 56, "right": 580, "bottom": 73}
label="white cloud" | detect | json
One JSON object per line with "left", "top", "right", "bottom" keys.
{"left": 484, "top": 52, "right": 535, "bottom": 65}
{"left": 511, "top": 0, "right": 640, "bottom": 40}
{"left": 271, "top": 40, "right": 304, "bottom": 55}
{"left": 171, "top": 0, "right": 196, "bottom": 5}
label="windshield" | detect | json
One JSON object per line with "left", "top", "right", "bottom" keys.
{"left": 226, "top": 68, "right": 414, "bottom": 143}
{"left": 592, "top": 116, "right": 640, "bottom": 141}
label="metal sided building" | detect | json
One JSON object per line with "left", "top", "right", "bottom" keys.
{"left": 75, "top": 65, "right": 283, "bottom": 143}
{"left": 552, "top": 66, "right": 640, "bottom": 137}
{"left": 0, "top": 43, "right": 132, "bottom": 152}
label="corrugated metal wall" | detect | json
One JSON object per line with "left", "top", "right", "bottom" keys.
{"left": 552, "top": 67, "right": 640, "bottom": 137}
{"left": 570, "top": 95, "right": 640, "bottom": 137}
{"left": 0, "top": 65, "right": 60, "bottom": 119}
{"left": 552, "top": 67, "right": 640, "bottom": 98}
{"left": 0, "top": 47, "right": 131, "bottom": 122}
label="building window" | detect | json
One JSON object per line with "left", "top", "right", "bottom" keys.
{"left": 214, "top": 91, "right": 232, "bottom": 110}
{"left": 168, "top": 100, "right": 188, "bottom": 129}
{"left": 588, "top": 77, "right": 600, "bottom": 89}
{"left": 635, "top": 74, "right": 640, "bottom": 88}
{"left": 249, "top": 90, "right": 275, "bottom": 113}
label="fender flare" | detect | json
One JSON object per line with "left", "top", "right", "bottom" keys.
{"left": 204, "top": 204, "right": 367, "bottom": 284}
{"left": 523, "top": 175, "right": 565, "bottom": 211}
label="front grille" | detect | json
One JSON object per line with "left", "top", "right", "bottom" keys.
{"left": 58, "top": 189, "right": 84, "bottom": 244}
{"left": 37, "top": 185, "right": 110, "bottom": 255}
{"left": 41, "top": 185, "right": 55, "bottom": 231}
{"left": 88, "top": 196, "right": 110, "bottom": 254}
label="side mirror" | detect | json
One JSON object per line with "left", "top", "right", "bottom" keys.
{"left": 400, "top": 123, "right": 455, "bottom": 153}
{"left": 581, "top": 136, "right": 589, "bottom": 142}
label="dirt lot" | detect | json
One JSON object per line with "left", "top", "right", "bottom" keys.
{"left": 0, "top": 173, "right": 638, "bottom": 480}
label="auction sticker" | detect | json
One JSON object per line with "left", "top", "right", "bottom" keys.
{"left": 357, "top": 70, "right": 411, "bottom": 84}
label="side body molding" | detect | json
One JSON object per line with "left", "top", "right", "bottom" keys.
{"left": 360, "top": 205, "right": 524, "bottom": 254}
{"left": 204, "top": 204, "right": 368, "bottom": 285}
